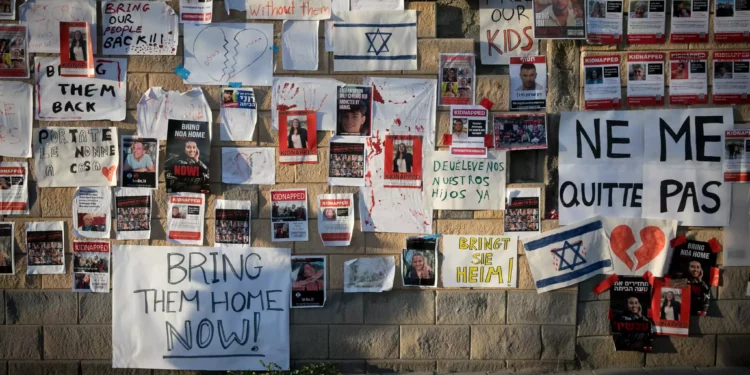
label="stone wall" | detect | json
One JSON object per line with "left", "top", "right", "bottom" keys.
{"left": 0, "top": 0, "right": 749, "bottom": 374}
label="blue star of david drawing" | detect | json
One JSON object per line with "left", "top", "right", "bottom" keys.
{"left": 551, "top": 240, "right": 587, "bottom": 271}
{"left": 366, "top": 28, "right": 392, "bottom": 55}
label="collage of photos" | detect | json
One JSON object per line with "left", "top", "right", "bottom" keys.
{"left": 28, "top": 239, "right": 63, "bottom": 267}
{"left": 504, "top": 198, "right": 541, "bottom": 232}
{"left": 215, "top": 213, "right": 250, "bottom": 245}
{"left": 493, "top": 114, "right": 548, "bottom": 151}
{"left": 0, "top": 25, "right": 28, "bottom": 78}
{"left": 329, "top": 149, "right": 365, "bottom": 179}
{"left": 439, "top": 54, "right": 475, "bottom": 106}
{"left": 117, "top": 206, "right": 151, "bottom": 232}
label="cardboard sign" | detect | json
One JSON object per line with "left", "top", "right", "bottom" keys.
{"left": 442, "top": 235, "right": 519, "bottom": 288}
{"left": 627, "top": 52, "right": 665, "bottom": 106}
{"left": 0, "top": 25, "right": 30, "bottom": 79}
{"left": 627, "top": 0, "right": 666, "bottom": 44}
{"left": 20, "top": 0, "right": 97, "bottom": 53}
{"left": 425, "top": 151, "right": 507, "bottom": 210}
{"left": 479, "top": 0, "right": 537, "bottom": 64}
{"left": 587, "top": 0, "right": 623, "bottom": 44}
{"left": 0, "top": 82, "right": 32, "bottom": 157}
{"left": 583, "top": 55, "right": 622, "bottom": 110}
{"left": 291, "top": 256, "right": 326, "bottom": 308}
{"left": 333, "top": 11, "right": 417, "bottom": 71}
{"left": 34, "top": 127, "right": 119, "bottom": 187}
{"left": 112, "top": 245, "right": 291, "bottom": 371}
{"left": 102, "top": 1, "right": 179, "bottom": 55}
{"left": 246, "top": 0, "right": 331, "bottom": 19}
{"left": 35, "top": 57, "right": 127, "bottom": 121}
{"left": 73, "top": 187, "right": 112, "bottom": 239}
{"left": 26, "top": 221, "right": 65, "bottom": 275}
{"left": 115, "top": 187, "right": 152, "bottom": 240}
{"left": 0, "top": 162, "right": 29, "bottom": 215}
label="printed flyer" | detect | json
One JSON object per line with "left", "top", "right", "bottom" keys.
{"left": 0, "top": 25, "right": 29, "bottom": 78}
{"left": 712, "top": 51, "right": 750, "bottom": 104}
{"left": 164, "top": 119, "right": 211, "bottom": 194}
{"left": 329, "top": 138, "right": 365, "bottom": 186}
{"left": 214, "top": 199, "right": 251, "bottom": 248}
{"left": 583, "top": 55, "right": 622, "bottom": 109}
{"left": 0, "top": 82, "right": 32, "bottom": 157}
{"left": 167, "top": 192, "right": 205, "bottom": 245}
{"left": 441, "top": 234, "right": 519, "bottom": 288}
{"left": 384, "top": 135, "right": 423, "bottom": 188}
{"left": 221, "top": 147, "right": 276, "bottom": 185}
{"left": 73, "top": 187, "right": 111, "bottom": 239}
{"left": 493, "top": 113, "right": 547, "bottom": 151}
{"left": 627, "top": 52, "right": 665, "bottom": 106}
{"left": 26, "top": 221, "right": 65, "bottom": 275}
{"left": 291, "top": 256, "right": 326, "bottom": 308}
{"left": 59, "top": 21, "right": 94, "bottom": 77}
{"left": 670, "top": 0, "right": 708, "bottom": 42}
{"left": 724, "top": 129, "right": 750, "bottom": 182}
{"left": 586, "top": 0, "right": 623, "bottom": 44}
{"left": 439, "top": 53, "right": 476, "bottom": 106}
{"left": 271, "top": 189, "right": 309, "bottom": 242}
{"left": 668, "top": 236, "right": 720, "bottom": 316}
{"left": 610, "top": 276, "right": 654, "bottom": 352}
{"left": 401, "top": 236, "right": 438, "bottom": 288}
{"left": 669, "top": 52, "right": 708, "bottom": 105}
{"left": 34, "top": 127, "right": 119, "bottom": 187}
{"left": 336, "top": 86, "right": 373, "bottom": 137}
{"left": 279, "top": 110, "right": 317, "bottom": 164}
{"left": 115, "top": 187, "right": 151, "bottom": 240}
{"left": 714, "top": 0, "right": 750, "bottom": 42}
{"left": 0, "top": 222, "right": 13, "bottom": 275}
{"left": 180, "top": 0, "right": 212, "bottom": 23}
{"left": 509, "top": 56, "right": 547, "bottom": 111}
{"left": 651, "top": 281, "right": 690, "bottom": 336}
{"left": 121, "top": 136, "right": 158, "bottom": 189}
{"left": 72, "top": 240, "right": 110, "bottom": 293}
{"left": 532, "top": 0, "right": 586, "bottom": 39}
{"left": 220, "top": 88, "right": 257, "bottom": 141}
{"left": 449, "top": 105, "right": 488, "bottom": 158}
{"left": 0, "top": 162, "right": 29, "bottom": 215}
{"left": 504, "top": 187, "right": 541, "bottom": 239}
{"left": 318, "top": 193, "right": 354, "bottom": 246}
{"left": 627, "top": 0, "right": 666, "bottom": 44}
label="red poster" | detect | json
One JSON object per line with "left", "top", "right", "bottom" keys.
{"left": 59, "top": 22, "right": 94, "bottom": 78}
{"left": 279, "top": 110, "right": 317, "bottom": 165}
{"left": 651, "top": 281, "right": 691, "bottom": 336}
{"left": 383, "top": 135, "right": 422, "bottom": 189}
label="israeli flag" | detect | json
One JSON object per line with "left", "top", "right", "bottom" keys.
{"left": 523, "top": 216, "right": 613, "bottom": 293}
{"left": 333, "top": 10, "right": 417, "bottom": 72}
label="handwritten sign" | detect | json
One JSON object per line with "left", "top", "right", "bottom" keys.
{"left": 34, "top": 127, "right": 119, "bottom": 187}
{"left": 112, "top": 245, "right": 291, "bottom": 371}
{"left": 245, "top": 0, "right": 331, "bottom": 20}
{"left": 0, "top": 82, "right": 33, "bottom": 157}
{"left": 479, "top": 0, "right": 537, "bottom": 65}
{"left": 424, "top": 150, "right": 507, "bottom": 210}
{"left": 102, "top": 1, "right": 178, "bottom": 55}
{"left": 35, "top": 57, "right": 127, "bottom": 121}
{"left": 442, "top": 235, "right": 518, "bottom": 288}
{"left": 20, "top": 0, "right": 97, "bottom": 53}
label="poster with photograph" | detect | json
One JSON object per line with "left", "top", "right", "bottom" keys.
{"left": 121, "top": 136, "right": 158, "bottom": 189}
{"left": 20, "top": 0, "right": 97, "bottom": 54}
{"left": 510, "top": 56, "right": 547, "bottom": 111}
{"left": 651, "top": 282, "right": 690, "bottom": 336}
{"left": 439, "top": 54, "right": 475, "bottom": 106}
{"left": 583, "top": 55, "right": 622, "bottom": 109}
{"left": 34, "top": 127, "right": 119, "bottom": 187}
{"left": 712, "top": 51, "right": 750, "bottom": 105}
{"left": 0, "top": 25, "right": 29, "bottom": 78}
{"left": 101, "top": 1, "right": 179, "bottom": 55}
{"left": 504, "top": 187, "right": 541, "bottom": 239}
{"left": 35, "top": 57, "right": 127, "bottom": 121}
{"left": 493, "top": 113, "right": 547, "bottom": 151}
{"left": 532, "top": 0, "right": 586, "bottom": 39}
{"left": 449, "top": 106, "right": 488, "bottom": 158}
{"left": 442, "top": 234, "right": 519, "bottom": 288}
{"left": 669, "top": 52, "right": 708, "bottom": 104}
{"left": 318, "top": 194, "right": 354, "bottom": 246}
{"left": 627, "top": 0, "right": 666, "bottom": 43}
{"left": 271, "top": 189, "right": 309, "bottom": 242}
{"left": 220, "top": 88, "right": 257, "bottom": 141}
{"left": 272, "top": 77, "right": 344, "bottom": 132}
{"left": 180, "top": 0, "right": 212, "bottom": 23}
{"left": 115, "top": 187, "right": 151, "bottom": 240}
{"left": 0, "top": 162, "right": 29, "bottom": 215}
{"left": 329, "top": 139, "right": 365, "bottom": 186}
{"left": 424, "top": 150, "right": 507, "bottom": 210}
{"left": 73, "top": 187, "right": 111, "bottom": 239}
{"left": 167, "top": 193, "right": 205, "bottom": 245}
{"left": 401, "top": 237, "right": 437, "bottom": 288}
{"left": 627, "top": 52, "right": 665, "bottom": 106}
{"left": 587, "top": 0, "right": 623, "bottom": 44}
{"left": 279, "top": 110, "right": 317, "bottom": 165}
{"left": 0, "top": 0, "right": 15, "bottom": 20}
{"left": 0, "top": 82, "right": 32, "bottom": 157}
{"left": 291, "top": 256, "right": 326, "bottom": 308}
{"left": 59, "top": 21, "right": 94, "bottom": 77}
{"left": 137, "top": 88, "right": 212, "bottom": 141}
{"left": 344, "top": 256, "right": 395, "bottom": 293}
{"left": 670, "top": 0, "right": 708, "bottom": 42}
{"left": 26, "top": 221, "right": 65, "bottom": 275}
{"left": 165, "top": 119, "right": 210, "bottom": 194}
{"left": 479, "top": 0, "right": 537, "bottom": 65}
{"left": 610, "top": 276, "right": 654, "bottom": 352}
{"left": 602, "top": 217, "right": 678, "bottom": 277}
{"left": 214, "top": 200, "right": 251, "bottom": 248}
{"left": 222, "top": 147, "right": 276, "bottom": 185}
{"left": 724, "top": 129, "right": 750, "bottom": 182}
{"left": 336, "top": 86, "right": 373, "bottom": 136}
{"left": 668, "top": 236, "right": 719, "bottom": 315}
{"left": 714, "top": 0, "right": 750, "bottom": 42}
{"left": 384, "top": 135, "right": 423, "bottom": 188}
{"left": 73, "top": 240, "right": 110, "bottom": 293}
{"left": 0, "top": 222, "right": 13, "bottom": 275}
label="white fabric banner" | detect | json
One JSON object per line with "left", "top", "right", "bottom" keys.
{"left": 602, "top": 217, "right": 677, "bottom": 277}
{"left": 73, "top": 187, "right": 112, "bottom": 239}
{"left": 442, "top": 235, "right": 519, "bottom": 288}
{"left": 221, "top": 147, "right": 276, "bottom": 185}
{"left": 272, "top": 77, "right": 344, "bottom": 131}
{"left": 137, "top": 88, "right": 212, "bottom": 141}
{"left": 333, "top": 10, "right": 417, "bottom": 71}
{"left": 282, "top": 20, "right": 319, "bottom": 71}
{"left": 360, "top": 187, "right": 432, "bottom": 234}
{"left": 20, "top": 0, "right": 97, "bottom": 53}
{"left": 424, "top": 151, "right": 507, "bottom": 210}
{"left": 34, "top": 127, "right": 119, "bottom": 187}
{"left": 101, "top": 1, "right": 179, "bottom": 55}
{"left": 0, "top": 82, "right": 32, "bottom": 157}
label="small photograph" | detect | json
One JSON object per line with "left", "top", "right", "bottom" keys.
{"left": 513, "top": 62, "right": 544, "bottom": 91}
{"left": 292, "top": 260, "right": 325, "bottom": 292}
{"left": 714, "top": 62, "right": 733, "bottom": 79}
{"left": 670, "top": 62, "right": 689, "bottom": 80}
{"left": 585, "top": 67, "right": 604, "bottom": 84}
{"left": 441, "top": 81, "right": 458, "bottom": 99}
{"left": 73, "top": 252, "right": 109, "bottom": 273}
{"left": 452, "top": 118, "right": 469, "bottom": 139}
{"left": 716, "top": 0, "right": 734, "bottom": 17}
{"left": 442, "top": 67, "right": 458, "bottom": 83}
{"left": 273, "top": 222, "right": 289, "bottom": 239}
{"left": 659, "top": 288, "right": 682, "bottom": 321}
{"left": 0, "top": 234, "right": 12, "bottom": 274}
{"left": 615, "top": 292, "right": 650, "bottom": 322}
{"left": 589, "top": 0, "right": 606, "bottom": 17}
{"left": 390, "top": 140, "right": 415, "bottom": 174}
{"left": 322, "top": 207, "right": 337, "bottom": 221}
{"left": 287, "top": 116, "right": 309, "bottom": 149}
{"left": 0, "top": 177, "right": 10, "bottom": 190}
{"left": 171, "top": 205, "right": 187, "bottom": 219}
{"left": 74, "top": 273, "right": 91, "bottom": 291}
{"left": 629, "top": 1, "right": 649, "bottom": 18}
{"left": 673, "top": 0, "right": 692, "bottom": 17}
{"left": 68, "top": 27, "right": 89, "bottom": 62}
{"left": 629, "top": 64, "right": 647, "bottom": 81}
{"left": 0, "top": 0, "right": 12, "bottom": 16}
{"left": 272, "top": 202, "right": 307, "bottom": 221}
{"left": 222, "top": 89, "right": 236, "bottom": 104}
{"left": 122, "top": 139, "right": 156, "bottom": 173}
{"left": 402, "top": 248, "right": 436, "bottom": 287}
{"left": 77, "top": 213, "right": 107, "bottom": 232}
{"left": 726, "top": 139, "right": 744, "bottom": 160}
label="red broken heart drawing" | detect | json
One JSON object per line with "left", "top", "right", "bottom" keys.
{"left": 609, "top": 225, "right": 667, "bottom": 271}
{"left": 101, "top": 166, "right": 116, "bottom": 182}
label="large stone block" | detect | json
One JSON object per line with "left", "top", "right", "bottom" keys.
{"left": 646, "top": 335, "right": 716, "bottom": 367}
{"left": 505, "top": 359, "right": 578, "bottom": 373}
{"left": 5, "top": 291, "right": 77, "bottom": 325}
{"left": 694, "top": 300, "right": 750, "bottom": 334}
{"left": 292, "top": 291, "right": 363, "bottom": 324}
{"left": 507, "top": 290, "right": 577, "bottom": 325}
{"left": 437, "top": 219, "right": 505, "bottom": 237}
{"left": 470, "top": 325, "right": 541, "bottom": 360}
{"left": 576, "top": 336, "right": 644, "bottom": 369}
{"left": 0, "top": 326, "right": 42, "bottom": 359}
{"left": 408, "top": 2, "right": 437, "bottom": 38}
{"left": 716, "top": 335, "right": 750, "bottom": 366}
{"left": 435, "top": 0, "right": 478, "bottom": 39}
{"left": 0, "top": 257, "right": 41, "bottom": 289}
{"left": 221, "top": 184, "right": 260, "bottom": 218}
{"left": 295, "top": 148, "right": 329, "bottom": 183}
{"left": 79, "top": 293, "right": 112, "bottom": 324}
{"left": 44, "top": 326, "right": 111, "bottom": 360}
{"left": 400, "top": 325, "right": 470, "bottom": 359}
{"left": 291, "top": 325, "right": 328, "bottom": 359}
{"left": 577, "top": 301, "right": 610, "bottom": 337}
{"left": 365, "top": 360, "right": 436, "bottom": 373}
{"left": 365, "top": 231, "right": 424, "bottom": 254}
{"left": 436, "top": 290, "right": 506, "bottom": 324}
{"left": 474, "top": 76, "right": 510, "bottom": 111}
{"left": 329, "top": 325, "right": 399, "bottom": 359}
{"left": 436, "top": 359, "right": 505, "bottom": 373}
{"left": 579, "top": 273, "right": 611, "bottom": 301}
{"left": 126, "top": 74, "right": 148, "bottom": 109}
{"left": 291, "top": 360, "right": 366, "bottom": 374}
{"left": 542, "top": 325, "right": 576, "bottom": 360}
{"left": 81, "top": 361, "right": 150, "bottom": 375}
{"left": 364, "top": 291, "right": 435, "bottom": 324}
{"left": 546, "top": 40, "right": 580, "bottom": 113}
{"left": 7, "top": 361, "right": 78, "bottom": 375}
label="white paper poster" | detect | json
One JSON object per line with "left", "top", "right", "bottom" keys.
{"left": 112, "top": 245, "right": 291, "bottom": 371}
{"left": 26, "top": 221, "right": 65, "bottom": 275}
{"left": 360, "top": 187, "right": 433, "bottom": 234}
{"left": 137, "top": 88, "right": 212, "bottom": 141}
{"left": 559, "top": 108, "right": 733, "bottom": 226}
{"left": 329, "top": 138, "right": 366, "bottom": 186}
{"left": 724, "top": 129, "right": 750, "bottom": 182}
{"left": 214, "top": 200, "right": 252, "bottom": 247}
{"left": 351, "top": 0, "right": 404, "bottom": 10}
{"left": 220, "top": 88, "right": 257, "bottom": 141}
{"left": 0, "top": 162, "right": 29, "bottom": 215}
{"left": 586, "top": 0, "right": 624, "bottom": 44}
{"left": 714, "top": 0, "right": 750, "bottom": 42}
{"left": 167, "top": 193, "right": 205, "bottom": 245}
{"left": 504, "top": 187, "right": 541, "bottom": 239}
{"left": 272, "top": 77, "right": 344, "bottom": 131}
{"left": 318, "top": 194, "right": 354, "bottom": 246}
{"left": 627, "top": 52, "right": 665, "bottom": 106}
{"left": 282, "top": 20, "right": 319, "bottom": 71}
{"left": 333, "top": 10, "right": 417, "bottom": 71}
{"left": 449, "top": 106, "right": 488, "bottom": 158}
{"left": 479, "top": 0, "right": 537, "bottom": 65}
{"left": 509, "top": 56, "right": 547, "bottom": 111}
{"left": 669, "top": 51, "right": 708, "bottom": 105}
{"left": 35, "top": 57, "right": 127, "bottom": 121}
{"left": 115, "top": 187, "right": 152, "bottom": 241}
{"left": 20, "top": 0, "right": 97, "bottom": 53}
{"left": 221, "top": 147, "right": 276, "bottom": 185}
{"left": 670, "top": 0, "right": 708, "bottom": 43}
{"left": 0, "top": 82, "right": 32, "bottom": 157}
{"left": 271, "top": 189, "right": 309, "bottom": 242}
{"left": 246, "top": 0, "right": 331, "bottom": 19}
{"left": 73, "top": 187, "right": 112, "bottom": 239}
{"left": 583, "top": 55, "right": 622, "bottom": 110}
{"left": 424, "top": 151, "right": 507, "bottom": 211}
{"left": 102, "top": 1, "right": 178, "bottom": 55}
{"left": 180, "top": 0, "right": 212, "bottom": 23}
{"left": 626, "top": 0, "right": 666, "bottom": 44}
{"left": 344, "top": 256, "right": 395, "bottom": 293}
{"left": 712, "top": 51, "right": 750, "bottom": 105}
{"left": 34, "top": 127, "right": 119, "bottom": 188}
{"left": 184, "top": 23, "right": 273, "bottom": 86}
{"left": 442, "top": 235, "right": 519, "bottom": 288}
{"left": 73, "top": 240, "right": 110, "bottom": 293}
{"left": 602, "top": 217, "right": 677, "bottom": 277}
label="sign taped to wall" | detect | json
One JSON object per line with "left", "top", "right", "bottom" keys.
{"left": 34, "top": 127, "right": 119, "bottom": 187}
{"left": 424, "top": 150, "right": 507, "bottom": 211}
{"left": 20, "top": 0, "right": 97, "bottom": 53}
{"left": 102, "top": 1, "right": 179, "bottom": 55}
{"left": 479, "top": 0, "right": 537, "bottom": 64}
{"left": 442, "top": 235, "right": 519, "bottom": 288}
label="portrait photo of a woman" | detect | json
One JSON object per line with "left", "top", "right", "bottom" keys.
{"left": 292, "top": 262, "right": 324, "bottom": 291}
{"left": 402, "top": 250, "right": 436, "bottom": 287}
{"left": 165, "top": 139, "right": 210, "bottom": 193}
{"left": 392, "top": 143, "right": 413, "bottom": 173}
{"left": 287, "top": 118, "right": 308, "bottom": 149}
{"left": 69, "top": 29, "right": 88, "bottom": 62}
{"left": 660, "top": 290, "right": 681, "bottom": 321}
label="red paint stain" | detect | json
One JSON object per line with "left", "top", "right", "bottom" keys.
{"left": 276, "top": 104, "right": 297, "bottom": 112}
{"left": 394, "top": 117, "right": 402, "bottom": 126}
{"left": 368, "top": 189, "right": 376, "bottom": 218}
{"left": 372, "top": 85, "right": 385, "bottom": 104}
{"left": 389, "top": 99, "right": 408, "bottom": 104}
{"left": 415, "top": 125, "right": 424, "bottom": 132}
